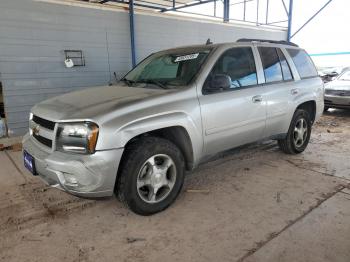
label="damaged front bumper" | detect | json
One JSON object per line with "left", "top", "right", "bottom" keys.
{"left": 22, "top": 133, "right": 123, "bottom": 197}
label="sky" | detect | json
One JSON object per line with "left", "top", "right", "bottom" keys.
{"left": 180, "top": 0, "right": 349, "bottom": 67}
{"left": 291, "top": 0, "right": 350, "bottom": 67}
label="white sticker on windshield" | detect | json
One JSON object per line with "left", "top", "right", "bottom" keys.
{"left": 174, "top": 53, "right": 199, "bottom": 62}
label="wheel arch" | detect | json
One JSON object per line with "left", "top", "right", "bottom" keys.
{"left": 97, "top": 111, "right": 202, "bottom": 168}
{"left": 123, "top": 126, "right": 195, "bottom": 171}
{"left": 296, "top": 100, "right": 316, "bottom": 124}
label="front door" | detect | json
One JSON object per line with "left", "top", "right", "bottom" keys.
{"left": 198, "top": 47, "right": 266, "bottom": 156}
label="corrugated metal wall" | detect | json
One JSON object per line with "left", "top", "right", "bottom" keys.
{"left": 0, "top": 0, "right": 286, "bottom": 136}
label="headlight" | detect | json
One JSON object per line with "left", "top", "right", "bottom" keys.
{"left": 56, "top": 122, "right": 99, "bottom": 154}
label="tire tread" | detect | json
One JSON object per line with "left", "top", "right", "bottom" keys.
{"left": 116, "top": 136, "right": 184, "bottom": 215}
{"left": 278, "top": 109, "right": 311, "bottom": 154}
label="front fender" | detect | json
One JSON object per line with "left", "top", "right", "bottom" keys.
{"left": 97, "top": 111, "right": 203, "bottom": 166}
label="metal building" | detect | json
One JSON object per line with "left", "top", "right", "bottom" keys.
{"left": 0, "top": 0, "right": 330, "bottom": 137}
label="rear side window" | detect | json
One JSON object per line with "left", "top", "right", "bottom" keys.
{"left": 277, "top": 49, "right": 293, "bottom": 81}
{"left": 287, "top": 49, "right": 317, "bottom": 79}
{"left": 259, "top": 47, "right": 283, "bottom": 83}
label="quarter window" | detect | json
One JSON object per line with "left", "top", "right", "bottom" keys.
{"left": 258, "top": 47, "right": 283, "bottom": 83}
{"left": 207, "top": 47, "right": 258, "bottom": 90}
{"left": 287, "top": 49, "right": 317, "bottom": 79}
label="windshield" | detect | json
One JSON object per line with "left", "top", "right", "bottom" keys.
{"left": 338, "top": 70, "right": 350, "bottom": 81}
{"left": 122, "top": 47, "right": 212, "bottom": 88}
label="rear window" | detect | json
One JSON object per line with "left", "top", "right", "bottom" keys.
{"left": 287, "top": 49, "right": 317, "bottom": 79}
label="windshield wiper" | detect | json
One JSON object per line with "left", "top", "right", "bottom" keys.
{"left": 120, "top": 78, "right": 136, "bottom": 86}
{"left": 137, "top": 79, "right": 168, "bottom": 89}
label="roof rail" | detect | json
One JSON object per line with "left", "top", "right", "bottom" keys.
{"left": 236, "top": 38, "right": 299, "bottom": 47}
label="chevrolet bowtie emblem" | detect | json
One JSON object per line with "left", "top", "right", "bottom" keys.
{"left": 32, "top": 125, "right": 40, "bottom": 136}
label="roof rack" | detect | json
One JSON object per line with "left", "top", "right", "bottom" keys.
{"left": 236, "top": 38, "right": 299, "bottom": 47}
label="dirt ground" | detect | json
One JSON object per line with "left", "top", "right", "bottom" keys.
{"left": 0, "top": 110, "right": 349, "bottom": 262}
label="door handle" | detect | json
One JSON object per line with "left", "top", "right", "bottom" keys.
{"left": 252, "top": 95, "right": 263, "bottom": 103}
{"left": 291, "top": 88, "right": 299, "bottom": 95}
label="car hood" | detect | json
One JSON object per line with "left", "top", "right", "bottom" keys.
{"left": 325, "top": 80, "right": 350, "bottom": 91}
{"left": 31, "top": 85, "right": 168, "bottom": 121}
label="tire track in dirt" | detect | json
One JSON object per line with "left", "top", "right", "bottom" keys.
{"left": 0, "top": 181, "right": 96, "bottom": 233}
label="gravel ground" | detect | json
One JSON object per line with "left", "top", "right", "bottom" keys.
{"left": 0, "top": 109, "right": 349, "bottom": 262}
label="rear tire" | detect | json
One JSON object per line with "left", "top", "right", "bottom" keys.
{"left": 116, "top": 136, "right": 185, "bottom": 215}
{"left": 278, "top": 109, "right": 312, "bottom": 154}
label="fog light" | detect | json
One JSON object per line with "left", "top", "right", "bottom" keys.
{"left": 63, "top": 173, "right": 78, "bottom": 187}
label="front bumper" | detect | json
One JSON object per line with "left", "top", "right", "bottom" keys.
{"left": 324, "top": 95, "right": 350, "bottom": 109}
{"left": 22, "top": 133, "right": 124, "bottom": 197}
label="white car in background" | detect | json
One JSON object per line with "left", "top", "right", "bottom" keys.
{"left": 324, "top": 69, "right": 350, "bottom": 111}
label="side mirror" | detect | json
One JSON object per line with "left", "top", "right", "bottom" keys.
{"left": 207, "top": 74, "right": 231, "bottom": 92}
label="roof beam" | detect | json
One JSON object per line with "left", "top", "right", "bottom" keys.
{"left": 243, "top": 0, "right": 246, "bottom": 20}
{"left": 291, "top": 0, "right": 334, "bottom": 39}
{"left": 287, "top": 0, "right": 293, "bottom": 41}
{"left": 230, "top": 0, "right": 253, "bottom": 6}
{"left": 281, "top": 0, "right": 289, "bottom": 16}
{"left": 98, "top": 0, "right": 290, "bottom": 29}
{"left": 161, "top": 0, "right": 216, "bottom": 12}
{"left": 129, "top": 0, "right": 136, "bottom": 67}
{"left": 223, "top": 0, "right": 230, "bottom": 22}
{"left": 100, "top": 0, "right": 165, "bottom": 10}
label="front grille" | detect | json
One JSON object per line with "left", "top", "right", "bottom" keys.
{"left": 33, "top": 133, "right": 53, "bottom": 148}
{"left": 325, "top": 89, "right": 350, "bottom": 96}
{"left": 31, "top": 115, "right": 56, "bottom": 149}
{"left": 33, "top": 115, "right": 55, "bottom": 130}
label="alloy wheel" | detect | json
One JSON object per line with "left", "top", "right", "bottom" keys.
{"left": 293, "top": 118, "right": 308, "bottom": 148}
{"left": 136, "top": 154, "right": 177, "bottom": 204}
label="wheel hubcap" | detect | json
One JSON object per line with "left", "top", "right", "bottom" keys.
{"left": 293, "top": 118, "right": 308, "bottom": 148}
{"left": 136, "top": 154, "right": 176, "bottom": 204}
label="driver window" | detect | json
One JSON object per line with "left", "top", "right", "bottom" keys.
{"left": 207, "top": 47, "right": 258, "bottom": 90}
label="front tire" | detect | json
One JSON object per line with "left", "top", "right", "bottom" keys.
{"left": 278, "top": 109, "right": 312, "bottom": 154}
{"left": 116, "top": 136, "right": 185, "bottom": 215}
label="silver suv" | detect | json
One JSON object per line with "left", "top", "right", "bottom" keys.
{"left": 23, "top": 39, "right": 324, "bottom": 215}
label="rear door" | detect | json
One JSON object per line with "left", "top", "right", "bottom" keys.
{"left": 198, "top": 46, "right": 266, "bottom": 156}
{"left": 286, "top": 48, "right": 323, "bottom": 118}
{"left": 257, "top": 46, "right": 296, "bottom": 138}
